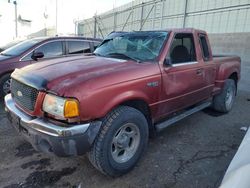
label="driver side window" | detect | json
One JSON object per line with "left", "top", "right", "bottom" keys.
{"left": 168, "top": 33, "right": 196, "bottom": 64}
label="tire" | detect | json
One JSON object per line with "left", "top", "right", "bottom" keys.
{"left": 212, "top": 79, "right": 236, "bottom": 113}
{"left": 88, "top": 106, "right": 149, "bottom": 177}
{"left": 0, "top": 73, "right": 11, "bottom": 99}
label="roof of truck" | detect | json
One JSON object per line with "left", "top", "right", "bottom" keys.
{"left": 109, "top": 28, "right": 206, "bottom": 35}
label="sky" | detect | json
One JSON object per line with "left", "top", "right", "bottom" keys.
{"left": 0, "top": 0, "right": 132, "bottom": 45}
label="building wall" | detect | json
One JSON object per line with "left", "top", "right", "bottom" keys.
{"left": 27, "top": 27, "right": 56, "bottom": 38}
{"left": 208, "top": 32, "right": 250, "bottom": 61}
{"left": 78, "top": 0, "right": 250, "bottom": 61}
{"left": 78, "top": 0, "right": 250, "bottom": 38}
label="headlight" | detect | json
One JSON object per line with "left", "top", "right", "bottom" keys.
{"left": 42, "top": 94, "right": 80, "bottom": 118}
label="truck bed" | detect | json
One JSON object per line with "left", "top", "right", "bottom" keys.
{"left": 213, "top": 55, "right": 241, "bottom": 64}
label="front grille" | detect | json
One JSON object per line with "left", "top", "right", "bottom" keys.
{"left": 11, "top": 79, "right": 39, "bottom": 111}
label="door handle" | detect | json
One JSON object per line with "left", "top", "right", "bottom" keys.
{"left": 196, "top": 68, "right": 203, "bottom": 75}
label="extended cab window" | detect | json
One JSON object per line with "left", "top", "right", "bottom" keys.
{"left": 68, "top": 41, "right": 91, "bottom": 54}
{"left": 199, "top": 35, "right": 210, "bottom": 61}
{"left": 169, "top": 33, "right": 196, "bottom": 64}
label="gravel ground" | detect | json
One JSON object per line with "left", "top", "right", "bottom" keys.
{"left": 0, "top": 62, "right": 249, "bottom": 188}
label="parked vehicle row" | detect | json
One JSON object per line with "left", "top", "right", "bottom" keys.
{"left": 4, "top": 28, "right": 240, "bottom": 176}
{"left": 0, "top": 36, "right": 101, "bottom": 97}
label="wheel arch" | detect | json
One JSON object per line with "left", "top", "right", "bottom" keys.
{"left": 228, "top": 72, "right": 238, "bottom": 84}
{"left": 0, "top": 71, "right": 13, "bottom": 79}
{"left": 119, "top": 99, "right": 155, "bottom": 136}
{"left": 228, "top": 72, "right": 238, "bottom": 94}
{"left": 0, "top": 71, "right": 13, "bottom": 96}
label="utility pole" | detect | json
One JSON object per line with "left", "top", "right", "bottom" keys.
{"left": 8, "top": 0, "right": 18, "bottom": 38}
{"left": 140, "top": 2, "right": 144, "bottom": 31}
{"left": 94, "top": 15, "right": 97, "bottom": 38}
{"left": 113, "top": 0, "right": 117, "bottom": 31}
{"left": 44, "top": 7, "right": 48, "bottom": 36}
{"left": 55, "top": 0, "right": 58, "bottom": 34}
{"left": 73, "top": 19, "right": 78, "bottom": 35}
{"left": 183, "top": 0, "right": 188, "bottom": 28}
{"left": 14, "top": 1, "right": 17, "bottom": 37}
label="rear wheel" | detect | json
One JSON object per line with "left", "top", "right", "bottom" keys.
{"left": 212, "top": 79, "right": 236, "bottom": 113}
{"left": 0, "top": 74, "right": 11, "bottom": 99}
{"left": 88, "top": 106, "right": 148, "bottom": 177}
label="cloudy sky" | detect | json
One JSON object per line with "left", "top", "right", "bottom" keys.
{"left": 0, "top": 0, "right": 132, "bottom": 45}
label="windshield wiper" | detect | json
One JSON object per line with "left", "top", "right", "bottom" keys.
{"left": 92, "top": 52, "right": 102, "bottom": 56}
{"left": 106, "top": 53, "right": 141, "bottom": 63}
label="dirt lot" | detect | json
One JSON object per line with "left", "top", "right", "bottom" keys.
{"left": 0, "top": 62, "right": 249, "bottom": 188}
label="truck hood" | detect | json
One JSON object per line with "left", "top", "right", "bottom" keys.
{"left": 12, "top": 55, "right": 160, "bottom": 96}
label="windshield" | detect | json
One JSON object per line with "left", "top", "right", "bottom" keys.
{"left": 94, "top": 31, "right": 168, "bottom": 62}
{"left": 0, "top": 38, "right": 43, "bottom": 57}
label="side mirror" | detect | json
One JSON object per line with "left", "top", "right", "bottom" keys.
{"left": 31, "top": 51, "right": 44, "bottom": 61}
{"left": 163, "top": 57, "right": 172, "bottom": 66}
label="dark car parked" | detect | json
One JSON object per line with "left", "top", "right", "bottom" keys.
{"left": 0, "top": 36, "right": 101, "bottom": 97}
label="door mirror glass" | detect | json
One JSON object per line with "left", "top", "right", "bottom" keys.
{"left": 31, "top": 51, "right": 44, "bottom": 61}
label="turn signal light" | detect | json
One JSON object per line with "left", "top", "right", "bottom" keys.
{"left": 64, "top": 100, "right": 80, "bottom": 118}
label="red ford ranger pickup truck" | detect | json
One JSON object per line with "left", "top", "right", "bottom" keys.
{"left": 5, "top": 28, "right": 240, "bottom": 176}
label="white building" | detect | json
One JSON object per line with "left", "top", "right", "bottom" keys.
{"left": 0, "top": 0, "right": 55, "bottom": 46}
{"left": 77, "top": 0, "right": 250, "bottom": 61}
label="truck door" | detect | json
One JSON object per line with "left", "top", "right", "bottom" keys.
{"left": 158, "top": 33, "right": 211, "bottom": 119}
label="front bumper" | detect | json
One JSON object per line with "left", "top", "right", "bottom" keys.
{"left": 4, "top": 94, "right": 102, "bottom": 157}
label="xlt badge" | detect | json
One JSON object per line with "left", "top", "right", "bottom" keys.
{"left": 147, "top": 81, "right": 159, "bottom": 87}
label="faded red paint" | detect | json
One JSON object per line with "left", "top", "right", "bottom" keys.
{"left": 12, "top": 29, "right": 241, "bottom": 124}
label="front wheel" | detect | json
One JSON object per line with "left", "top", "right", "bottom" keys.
{"left": 88, "top": 106, "right": 148, "bottom": 177}
{"left": 212, "top": 79, "right": 236, "bottom": 113}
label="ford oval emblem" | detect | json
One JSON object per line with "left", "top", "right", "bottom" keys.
{"left": 17, "top": 91, "right": 23, "bottom": 97}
